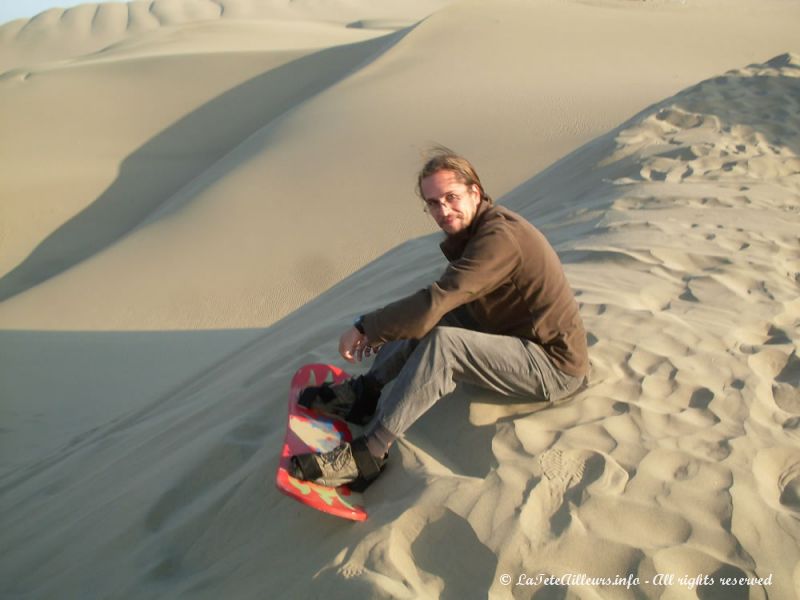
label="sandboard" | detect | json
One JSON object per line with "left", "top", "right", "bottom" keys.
{"left": 275, "top": 363, "right": 368, "bottom": 521}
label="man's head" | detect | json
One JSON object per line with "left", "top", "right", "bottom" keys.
{"left": 416, "top": 148, "right": 492, "bottom": 235}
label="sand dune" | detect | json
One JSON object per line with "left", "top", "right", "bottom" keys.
{"left": 0, "top": 0, "right": 448, "bottom": 70}
{"left": 1, "top": 0, "right": 799, "bottom": 598}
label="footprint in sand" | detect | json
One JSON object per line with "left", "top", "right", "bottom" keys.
{"left": 335, "top": 511, "right": 445, "bottom": 598}
{"left": 753, "top": 448, "right": 800, "bottom": 515}
{"left": 339, "top": 562, "right": 365, "bottom": 579}
{"left": 515, "top": 449, "right": 590, "bottom": 541}
{"left": 539, "top": 448, "right": 587, "bottom": 488}
{"left": 780, "top": 470, "right": 800, "bottom": 512}
{"left": 749, "top": 349, "right": 800, "bottom": 415}
{"left": 337, "top": 525, "right": 403, "bottom": 581}
{"left": 773, "top": 351, "right": 800, "bottom": 415}
{"left": 337, "top": 531, "right": 382, "bottom": 580}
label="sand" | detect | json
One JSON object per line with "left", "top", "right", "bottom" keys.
{"left": 1, "top": 0, "right": 798, "bottom": 598}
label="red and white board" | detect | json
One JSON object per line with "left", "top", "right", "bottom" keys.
{"left": 276, "top": 363, "right": 368, "bottom": 521}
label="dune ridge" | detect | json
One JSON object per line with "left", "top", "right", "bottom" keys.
{"left": 0, "top": 30, "right": 406, "bottom": 306}
{"left": 2, "top": 0, "right": 799, "bottom": 335}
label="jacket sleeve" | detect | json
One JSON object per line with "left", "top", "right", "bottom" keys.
{"left": 361, "top": 223, "right": 521, "bottom": 343}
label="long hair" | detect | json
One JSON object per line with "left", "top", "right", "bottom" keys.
{"left": 415, "top": 146, "right": 493, "bottom": 205}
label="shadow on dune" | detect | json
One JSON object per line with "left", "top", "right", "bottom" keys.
{"left": 502, "top": 52, "right": 800, "bottom": 234}
{"left": 0, "top": 324, "right": 364, "bottom": 599}
{"left": 0, "top": 327, "right": 267, "bottom": 480}
{"left": 667, "top": 52, "right": 800, "bottom": 155}
{"left": 0, "top": 320, "right": 432, "bottom": 599}
{"left": 0, "top": 28, "right": 407, "bottom": 302}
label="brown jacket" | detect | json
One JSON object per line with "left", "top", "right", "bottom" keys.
{"left": 361, "top": 202, "right": 589, "bottom": 377}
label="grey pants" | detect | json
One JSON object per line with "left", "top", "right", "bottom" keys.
{"left": 366, "top": 308, "right": 585, "bottom": 439}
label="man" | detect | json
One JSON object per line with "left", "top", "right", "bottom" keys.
{"left": 291, "top": 149, "right": 589, "bottom": 489}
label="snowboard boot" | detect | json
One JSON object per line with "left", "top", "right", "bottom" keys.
{"left": 291, "top": 437, "right": 387, "bottom": 490}
{"left": 298, "top": 374, "right": 382, "bottom": 426}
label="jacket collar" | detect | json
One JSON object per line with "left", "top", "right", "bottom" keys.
{"left": 439, "top": 200, "right": 492, "bottom": 261}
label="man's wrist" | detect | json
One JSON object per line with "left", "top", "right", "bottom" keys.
{"left": 353, "top": 316, "right": 365, "bottom": 335}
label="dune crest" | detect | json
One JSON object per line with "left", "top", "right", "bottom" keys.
{"left": 2, "top": 0, "right": 798, "bottom": 334}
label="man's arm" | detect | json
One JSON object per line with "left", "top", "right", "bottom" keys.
{"left": 361, "top": 222, "right": 520, "bottom": 343}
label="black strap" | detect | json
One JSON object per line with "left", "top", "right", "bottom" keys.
{"left": 298, "top": 383, "right": 335, "bottom": 409}
{"left": 345, "top": 376, "right": 381, "bottom": 425}
{"left": 350, "top": 437, "right": 382, "bottom": 482}
{"left": 291, "top": 454, "right": 322, "bottom": 481}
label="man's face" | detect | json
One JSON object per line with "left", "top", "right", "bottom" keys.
{"left": 421, "top": 170, "right": 482, "bottom": 235}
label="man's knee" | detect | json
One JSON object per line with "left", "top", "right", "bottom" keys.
{"left": 417, "top": 326, "right": 471, "bottom": 362}
{"left": 423, "top": 325, "right": 459, "bottom": 345}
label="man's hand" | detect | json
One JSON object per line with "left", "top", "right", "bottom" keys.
{"left": 339, "top": 326, "right": 371, "bottom": 363}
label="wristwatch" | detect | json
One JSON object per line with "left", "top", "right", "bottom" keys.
{"left": 353, "top": 316, "right": 365, "bottom": 334}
